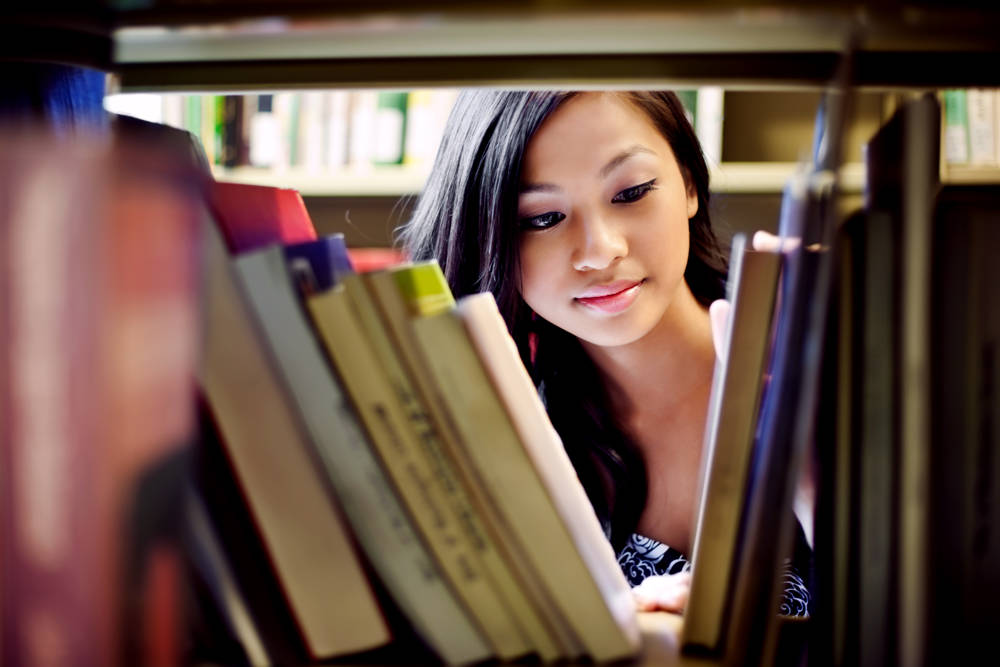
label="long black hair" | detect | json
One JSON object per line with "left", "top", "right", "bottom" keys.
{"left": 398, "top": 90, "right": 727, "bottom": 551}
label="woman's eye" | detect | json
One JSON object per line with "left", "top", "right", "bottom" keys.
{"left": 612, "top": 178, "right": 657, "bottom": 204}
{"left": 519, "top": 211, "right": 566, "bottom": 230}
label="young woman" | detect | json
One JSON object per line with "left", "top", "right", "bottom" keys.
{"left": 399, "top": 90, "right": 810, "bottom": 614}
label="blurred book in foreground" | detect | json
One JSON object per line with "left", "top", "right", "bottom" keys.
{"left": 1, "top": 129, "right": 203, "bottom": 667}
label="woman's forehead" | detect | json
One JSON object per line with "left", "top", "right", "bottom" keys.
{"left": 521, "top": 93, "right": 671, "bottom": 181}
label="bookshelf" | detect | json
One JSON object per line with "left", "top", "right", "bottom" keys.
{"left": 5, "top": 3, "right": 1000, "bottom": 666}
{"left": 104, "top": 85, "right": 883, "bottom": 245}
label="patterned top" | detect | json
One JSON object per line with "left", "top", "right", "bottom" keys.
{"left": 616, "top": 523, "right": 812, "bottom": 617}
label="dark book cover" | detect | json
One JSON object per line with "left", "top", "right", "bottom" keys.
{"left": 929, "top": 185, "right": 1000, "bottom": 664}
{"left": 284, "top": 233, "right": 354, "bottom": 294}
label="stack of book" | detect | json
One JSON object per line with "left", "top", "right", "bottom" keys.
{"left": 811, "top": 92, "right": 1000, "bottom": 667}
{"left": 191, "top": 178, "right": 642, "bottom": 665}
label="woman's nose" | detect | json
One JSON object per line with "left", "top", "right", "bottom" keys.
{"left": 571, "top": 213, "right": 627, "bottom": 271}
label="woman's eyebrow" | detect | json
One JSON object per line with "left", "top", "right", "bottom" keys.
{"left": 519, "top": 182, "right": 561, "bottom": 195}
{"left": 599, "top": 145, "right": 655, "bottom": 178}
{"left": 519, "top": 145, "right": 655, "bottom": 194}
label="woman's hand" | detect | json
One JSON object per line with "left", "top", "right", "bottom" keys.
{"left": 632, "top": 571, "right": 692, "bottom": 612}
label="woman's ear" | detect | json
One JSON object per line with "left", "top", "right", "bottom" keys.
{"left": 686, "top": 180, "right": 699, "bottom": 219}
{"left": 679, "top": 167, "right": 698, "bottom": 219}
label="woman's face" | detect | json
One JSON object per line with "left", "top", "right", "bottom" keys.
{"left": 517, "top": 92, "right": 698, "bottom": 348}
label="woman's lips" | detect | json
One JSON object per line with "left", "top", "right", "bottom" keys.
{"left": 575, "top": 280, "right": 644, "bottom": 313}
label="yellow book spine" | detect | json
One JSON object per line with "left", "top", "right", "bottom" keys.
{"left": 307, "top": 286, "right": 530, "bottom": 661}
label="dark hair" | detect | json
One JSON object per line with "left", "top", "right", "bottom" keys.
{"left": 398, "top": 90, "right": 727, "bottom": 551}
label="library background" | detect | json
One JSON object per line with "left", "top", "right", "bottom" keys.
{"left": 2, "top": 2, "right": 999, "bottom": 666}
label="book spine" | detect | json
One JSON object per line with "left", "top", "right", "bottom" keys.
{"left": 410, "top": 310, "right": 638, "bottom": 663}
{"left": 248, "top": 95, "right": 280, "bottom": 169}
{"left": 324, "top": 91, "right": 350, "bottom": 170}
{"left": 373, "top": 91, "right": 408, "bottom": 166}
{"left": 456, "top": 295, "right": 642, "bottom": 657}
{"left": 348, "top": 91, "right": 378, "bottom": 170}
{"left": 942, "top": 89, "right": 970, "bottom": 165}
{"left": 858, "top": 211, "right": 897, "bottom": 667}
{"left": 695, "top": 86, "right": 724, "bottom": 165}
{"left": 298, "top": 92, "right": 326, "bottom": 173}
{"left": 967, "top": 89, "right": 997, "bottom": 166}
{"left": 683, "top": 240, "right": 781, "bottom": 652}
{"left": 2, "top": 160, "right": 106, "bottom": 666}
{"left": 897, "top": 94, "right": 938, "bottom": 667}
{"left": 308, "top": 286, "right": 531, "bottom": 661}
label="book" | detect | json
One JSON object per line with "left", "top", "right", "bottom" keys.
{"left": 453, "top": 292, "right": 643, "bottom": 663}
{"left": 283, "top": 234, "right": 354, "bottom": 293}
{"left": 248, "top": 94, "right": 280, "bottom": 169}
{"left": 967, "top": 88, "right": 997, "bottom": 166}
{"left": 695, "top": 86, "right": 724, "bottom": 165}
{"left": 324, "top": 91, "right": 350, "bottom": 169}
{"left": 682, "top": 233, "right": 781, "bottom": 654}
{"left": 856, "top": 208, "right": 898, "bottom": 667}
{"left": 1, "top": 132, "right": 202, "bottom": 666}
{"left": 814, "top": 210, "right": 868, "bottom": 667}
{"left": 805, "top": 210, "right": 862, "bottom": 667}
{"left": 928, "top": 186, "right": 1000, "bottom": 663}
{"left": 373, "top": 91, "right": 408, "bottom": 166}
{"left": 364, "top": 264, "right": 637, "bottom": 662}
{"left": 403, "top": 89, "right": 458, "bottom": 168}
{"left": 228, "top": 246, "right": 490, "bottom": 666}
{"left": 872, "top": 93, "right": 939, "bottom": 667}
{"left": 207, "top": 180, "right": 316, "bottom": 254}
{"left": 346, "top": 246, "right": 407, "bottom": 273}
{"left": 724, "top": 176, "right": 835, "bottom": 665}
{"left": 197, "top": 221, "right": 390, "bottom": 661}
{"left": 942, "top": 89, "right": 970, "bottom": 165}
{"left": 365, "top": 265, "right": 593, "bottom": 659}
{"left": 183, "top": 483, "right": 270, "bottom": 667}
{"left": 306, "top": 280, "right": 534, "bottom": 661}
{"left": 313, "top": 272, "right": 565, "bottom": 661}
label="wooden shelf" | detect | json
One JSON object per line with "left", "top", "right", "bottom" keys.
{"left": 109, "top": 6, "right": 1000, "bottom": 91}
{"left": 711, "top": 162, "right": 865, "bottom": 195}
{"left": 211, "top": 162, "right": 866, "bottom": 197}
{"left": 211, "top": 164, "right": 430, "bottom": 197}
{"left": 941, "top": 164, "right": 1000, "bottom": 185}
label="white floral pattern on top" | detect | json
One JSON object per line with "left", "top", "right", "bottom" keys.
{"left": 616, "top": 533, "right": 811, "bottom": 617}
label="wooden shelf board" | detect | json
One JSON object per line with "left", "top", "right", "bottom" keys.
{"left": 941, "top": 164, "right": 1000, "bottom": 185}
{"left": 211, "top": 165, "right": 430, "bottom": 196}
{"left": 112, "top": 8, "right": 1000, "bottom": 91}
{"left": 211, "top": 162, "right": 865, "bottom": 197}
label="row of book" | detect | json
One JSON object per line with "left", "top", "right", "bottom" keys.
{"left": 682, "top": 90, "right": 1000, "bottom": 667}
{"left": 0, "top": 119, "right": 809, "bottom": 667}
{"left": 106, "top": 87, "right": 727, "bottom": 177}
{"left": 195, "top": 178, "right": 645, "bottom": 665}
{"left": 811, "top": 93, "right": 1000, "bottom": 666}
{"left": 941, "top": 88, "right": 1000, "bottom": 167}
{"left": 0, "top": 127, "right": 645, "bottom": 665}
{"left": 127, "top": 90, "right": 462, "bottom": 172}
